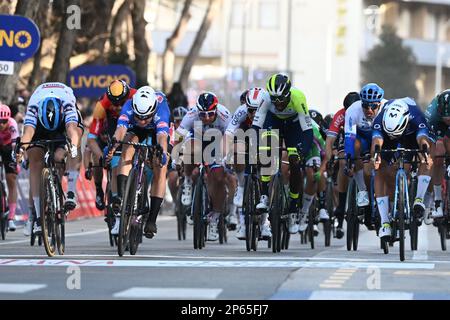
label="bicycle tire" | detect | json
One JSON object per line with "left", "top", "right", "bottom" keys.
{"left": 308, "top": 203, "right": 315, "bottom": 250}
{"left": 40, "top": 168, "right": 57, "bottom": 257}
{"left": 0, "top": 183, "right": 6, "bottom": 240}
{"left": 398, "top": 176, "right": 406, "bottom": 262}
{"left": 346, "top": 180, "right": 356, "bottom": 251}
{"left": 353, "top": 216, "right": 359, "bottom": 251}
{"left": 269, "top": 176, "right": 282, "bottom": 253}
{"left": 106, "top": 183, "right": 115, "bottom": 247}
{"left": 118, "top": 169, "right": 137, "bottom": 257}
{"left": 176, "top": 187, "right": 184, "bottom": 241}
{"left": 324, "top": 179, "right": 334, "bottom": 246}
{"left": 129, "top": 172, "right": 147, "bottom": 255}
{"left": 439, "top": 221, "right": 447, "bottom": 251}
{"left": 324, "top": 219, "right": 331, "bottom": 247}
{"left": 56, "top": 187, "right": 65, "bottom": 255}
{"left": 192, "top": 177, "right": 203, "bottom": 249}
{"left": 219, "top": 213, "right": 225, "bottom": 244}
{"left": 382, "top": 238, "right": 389, "bottom": 254}
{"left": 244, "top": 176, "right": 253, "bottom": 252}
{"left": 410, "top": 218, "right": 418, "bottom": 251}
{"left": 129, "top": 224, "right": 140, "bottom": 255}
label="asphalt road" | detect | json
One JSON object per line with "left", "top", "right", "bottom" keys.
{"left": 0, "top": 207, "right": 449, "bottom": 301}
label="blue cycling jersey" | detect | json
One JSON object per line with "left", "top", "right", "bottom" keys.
{"left": 117, "top": 92, "right": 170, "bottom": 135}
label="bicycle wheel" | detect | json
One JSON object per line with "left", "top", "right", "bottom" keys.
{"left": 176, "top": 186, "right": 184, "bottom": 241}
{"left": 55, "top": 185, "right": 65, "bottom": 255}
{"left": 410, "top": 218, "right": 418, "bottom": 251}
{"left": 346, "top": 180, "right": 356, "bottom": 251}
{"left": 129, "top": 172, "right": 147, "bottom": 255}
{"left": 105, "top": 181, "right": 115, "bottom": 247}
{"left": 0, "top": 183, "right": 7, "bottom": 240}
{"left": 40, "top": 168, "right": 57, "bottom": 257}
{"left": 244, "top": 176, "right": 253, "bottom": 251}
{"left": 118, "top": 169, "right": 137, "bottom": 257}
{"left": 269, "top": 176, "right": 282, "bottom": 253}
{"left": 219, "top": 213, "right": 225, "bottom": 244}
{"left": 192, "top": 177, "right": 203, "bottom": 249}
{"left": 438, "top": 220, "right": 447, "bottom": 251}
{"left": 398, "top": 176, "right": 406, "bottom": 262}
{"left": 308, "top": 202, "right": 315, "bottom": 250}
{"left": 129, "top": 223, "right": 141, "bottom": 255}
{"left": 324, "top": 180, "right": 334, "bottom": 246}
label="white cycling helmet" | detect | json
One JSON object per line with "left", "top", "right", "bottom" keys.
{"left": 245, "top": 87, "right": 266, "bottom": 110}
{"left": 132, "top": 86, "right": 158, "bottom": 119}
{"left": 382, "top": 100, "right": 410, "bottom": 138}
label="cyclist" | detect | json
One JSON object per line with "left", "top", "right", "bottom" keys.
{"left": 175, "top": 92, "right": 232, "bottom": 241}
{"left": 344, "top": 83, "right": 385, "bottom": 208}
{"left": 87, "top": 80, "right": 136, "bottom": 210}
{"left": 372, "top": 98, "right": 433, "bottom": 239}
{"left": 325, "top": 92, "right": 361, "bottom": 238}
{"left": 0, "top": 104, "right": 19, "bottom": 231}
{"left": 225, "top": 87, "right": 272, "bottom": 240}
{"left": 107, "top": 86, "right": 170, "bottom": 239}
{"left": 252, "top": 73, "right": 313, "bottom": 234}
{"left": 17, "top": 82, "right": 84, "bottom": 234}
{"left": 167, "top": 106, "right": 188, "bottom": 207}
{"left": 425, "top": 89, "right": 450, "bottom": 219}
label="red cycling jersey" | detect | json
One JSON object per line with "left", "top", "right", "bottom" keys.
{"left": 327, "top": 107, "right": 345, "bottom": 138}
{"left": 89, "top": 88, "right": 137, "bottom": 138}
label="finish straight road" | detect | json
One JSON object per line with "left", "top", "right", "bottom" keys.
{"left": 0, "top": 207, "right": 449, "bottom": 300}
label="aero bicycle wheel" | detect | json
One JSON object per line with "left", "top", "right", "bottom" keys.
{"left": 55, "top": 184, "right": 65, "bottom": 255}
{"left": 40, "top": 168, "right": 57, "bottom": 257}
{"left": 308, "top": 201, "right": 315, "bottom": 250}
{"left": 244, "top": 177, "right": 253, "bottom": 252}
{"left": 118, "top": 169, "right": 137, "bottom": 256}
{"left": 398, "top": 176, "right": 406, "bottom": 262}
{"left": 269, "top": 176, "right": 282, "bottom": 253}
{"left": 192, "top": 178, "right": 203, "bottom": 249}
{"left": 0, "top": 183, "right": 7, "bottom": 240}
{"left": 346, "top": 180, "right": 356, "bottom": 251}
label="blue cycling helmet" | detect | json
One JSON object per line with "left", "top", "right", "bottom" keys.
{"left": 360, "top": 83, "right": 384, "bottom": 103}
{"left": 38, "top": 97, "right": 62, "bottom": 131}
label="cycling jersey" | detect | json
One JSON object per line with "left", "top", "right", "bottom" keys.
{"left": 344, "top": 99, "right": 386, "bottom": 157}
{"left": 327, "top": 108, "right": 345, "bottom": 138}
{"left": 372, "top": 97, "right": 431, "bottom": 141}
{"left": 89, "top": 88, "right": 137, "bottom": 139}
{"left": 252, "top": 87, "right": 312, "bottom": 132}
{"left": 0, "top": 118, "right": 19, "bottom": 146}
{"left": 117, "top": 92, "right": 170, "bottom": 136}
{"left": 25, "top": 82, "right": 79, "bottom": 128}
{"left": 176, "top": 104, "right": 232, "bottom": 138}
{"left": 306, "top": 120, "right": 326, "bottom": 166}
{"left": 225, "top": 104, "right": 252, "bottom": 136}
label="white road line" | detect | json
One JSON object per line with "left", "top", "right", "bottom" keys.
{"left": 0, "top": 259, "right": 435, "bottom": 269}
{"left": 0, "top": 284, "right": 47, "bottom": 294}
{"left": 413, "top": 225, "right": 429, "bottom": 261}
{"left": 319, "top": 284, "right": 342, "bottom": 288}
{"left": 113, "top": 287, "right": 222, "bottom": 299}
{"left": 309, "top": 290, "right": 414, "bottom": 300}
{"left": 0, "top": 229, "right": 109, "bottom": 246}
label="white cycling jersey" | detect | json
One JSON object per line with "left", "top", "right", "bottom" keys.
{"left": 176, "top": 104, "right": 232, "bottom": 138}
{"left": 25, "top": 82, "right": 78, "bottom": 128}
{"left": 225, "top": 104, "right": 251, "bottom": 136}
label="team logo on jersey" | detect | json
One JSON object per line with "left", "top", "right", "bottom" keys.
{"left": 157, "top": 95, "right": 164, "bottom": 104}
{"left": 419, "top": 123, "right": 426, "bottom": 129}
{"left": 374, "top": 124, "right": 381, "bottom": 130}
{"left": 157, "top": 121, "right": 168, "bottom": 129}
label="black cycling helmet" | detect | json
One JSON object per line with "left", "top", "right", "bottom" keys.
{"left": 107, "top": 79, "right": 130, "bottom": 106}
{"left": 240, "top": 89, "right": 249, "bottom": 105}
{"left": 173, "top": 106, "right": 188, "bottom": 120}
{"left": 323, "top": 114, "right": 334, "bottom": 131}
{"left": 309, "top": 109, "right": 324, "bottom": 127}
{"left": 266, "top": 73, "right": 291, "bottom": 99}
{"left": 343, "top": 92, "right": 361, "bottom": 110}
{"left": 196, "top": 92, "right": 218, "bottom": 112}
{"left": 437, "top": 89, "right": 450, "bottom": 117}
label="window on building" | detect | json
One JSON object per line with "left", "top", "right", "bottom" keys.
{"left": 231, "top": 0, "right": 252, "bottom": 28}
{"left": 258, "top": 0, "right": 279, "bottom": 29}
{"left": 424, "top": 8, "right": 437, "bottom": 41}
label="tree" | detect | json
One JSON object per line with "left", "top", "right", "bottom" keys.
{"left": 162, "top": 0, "right": 193, "bottom": 93}
{"left": 362, "top": 25, "right": 418, "bottom": 99}
{"left": 131, "top": 0, "right": 150, "bottom": 87}
{"left": 179, "top": 0, "right": 220, "bottom": 91}
{"left": 0, "top": 0, "right": 41, "bottom": 104}
{"left": 48, "top": 0, "right": 81, "bottom": 83}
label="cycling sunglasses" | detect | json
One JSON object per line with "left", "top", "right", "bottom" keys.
{"left": 135, "top": 114, "right": 152, "bottom": 121}
{"left": 199, "top": 110, "right": 216, "bottom": 119}
{"left": 362, "top": 102, "right": 381, "bottom": 110}
{"left": 270, "top": 95, "right": 287, "bottom": 104}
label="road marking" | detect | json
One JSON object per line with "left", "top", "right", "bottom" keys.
{"left": 0, "top": 228, "right": 108, "bottom": 246}
{"left": 413, "top": 224, "right": 429, "bottom": 261}
{"left": 113, "top": 287, "right": 222, "bottom": 299}
{"left": 319, "top": 284, "right": 342, "bottom": 288}
{"left": 0, "top": 284, "right": 47, "bottom": 294}
{"left": 329, "top": 275, "right": 352, "bottom": 280}
{"left": 323, "top": 279, "right": 346, "bottom": 284}
{"left": 0, "top": 258, "right": 435, "bottom": 269}
{"left": 395, "top": 270, "right": 450, "bottom": 276}
{"left": 309, "top": 290, "right": 413, "bottom": 300}
{"left": 319, "top": 268, "right": 357, "bottom": 289}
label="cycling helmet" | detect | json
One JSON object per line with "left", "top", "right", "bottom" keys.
{"left": 0, "top": 104, "right": 11, "bottom": 120}
{"left": 360, "top": 83, "right": 384, "bottom": 103}
{"left": 196, "top": 92, "right": 218, "bottom": 112}
{"left": 323, "top": 114, "right": 334, "bottom": 131}
{"left": 343, "top": 92, "right": 361, "bottom": 110}
{"left": 173, "top": 106, "right": 188, "bottom": 121}
{"left": 38, "top": 97, "right": 62, "bottom": 131}
{"left": 107, "top": 79, "right": 130, "bottom": 105}
{"left": 437, "top": 89, "right": 450, "bottom": 117}
{"left": 382, "top": 100, "right": 410, "bottom": 138}
{"left": 245, "top": 87, "right": 266, "bottom": 110}
{"left": 132, "top": 86, "right": 158, "bottom": 119}
{"left": 240, "top": 89, "right": 249, "bottom": 105}
{"left": 266, "top": 73, "right": 291, "bottom": 98}
{"left": 309, "top": 109, "right": 324, "bottom": 127}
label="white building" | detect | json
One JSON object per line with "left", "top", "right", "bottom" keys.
{"left": 148, "top": 0, "right": 450, "bottom": 113}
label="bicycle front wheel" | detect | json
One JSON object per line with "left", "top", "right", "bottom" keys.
{"left": 40, "top": 168, "right": 57, "bottom": 257}
{"left": 118, "top": 169, "right": 137, "bottom": 256}
{"left": 0, "top": 183, "right": 7, "bottom": 240}
{"left": 398, "top": 176, "right": 406, "bottom": 262}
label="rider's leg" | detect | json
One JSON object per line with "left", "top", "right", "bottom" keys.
{"left": 116, "top": 134, "right": 138, "bottom": 201}
{"left": 375, "top": 160, "right": 392, "bottom": 238}
{"left": 180, "top": 139, "right": 200, "bottom": 206}
{"left": 6, "top": 171, "right": 17, "bottom": 230}
{"left": 64, "top": 126, "right": 83, "bottom": 211}
{"left": 167, "top": 170, "right": 179, "bottom": 202}
{"left": 27, "top": 147, "right": 45, "bottom": 220}
{"left": 232, "top": 141, "right": 246, "bottom": 207}
{"left": 431, "top": 139, "right": 445, "bottom": 218}
{"left": 144, "top": 160, "right": 168, "bottom": 237}
{"left": 335, "top": 154, "right": 349, "bottom": 230}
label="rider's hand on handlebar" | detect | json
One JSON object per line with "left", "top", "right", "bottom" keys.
{"left": 372, "top": 153, "right": 381, "bottom": 171}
